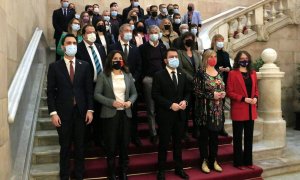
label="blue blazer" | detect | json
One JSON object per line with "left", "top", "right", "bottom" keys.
{"left": 182, "top": 11, "right": 202, "bottom": 26}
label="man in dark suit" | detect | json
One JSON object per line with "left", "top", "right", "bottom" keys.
{"left": 47, "top": 34, "right": 94, "bottom": 180}
{"left": 52, "top": 0, "right": 75, "bottom": 61}
{"left": 122, "top": 0, "right": 144, "bottom": 23}
{"left": 76, "top": 24, "right": 106, "bottom": 147}
{"left": 152, "top": 48, "right": 190, "bottom": 180}
{"left": 108, "top": 23, "right": 142, "bottom": 147}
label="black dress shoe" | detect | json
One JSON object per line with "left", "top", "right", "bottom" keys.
{"left": 107, "top": 174, "right": 116, "bottom": 180}
{"left": 150, "top": 135, "right": 158, "bottom": 145}
{"left": 175, "top": 169, "right": 189, "bottom": 179}
{"left": 131, "top": 137, "right": 143, "bottom": 147}
{"left": 118, "top": 172, "right": 128, "bottom": 180}
{"left": 219, "top": 128, "right": 229, "bottom": 137}
{"left": 157, "top": 171, "right": 165, "bottom": 180}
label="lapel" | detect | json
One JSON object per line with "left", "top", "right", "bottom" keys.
{"left": 177, "top": 70, "right": 184, "bottom": 90}
{"left": 163, "top": 69, "right": 177, "bottom": 90}
{"left": 250, "top": 71, "right": 256, "bottom": 98}
{"left": 182, "top": 51, "right": 193, "bottom": 65}
{"left": 236, "top": 70, "right": 248, "bottom": 96}
{"left": 59, "top": 59, "right": 72, "bottom": 86}
{"left": 117, "top": 42, "right": 123, "bottom": 52}
{"left": 192, "top": 51, "right": 200, "bottom": 69}
{"left": 73, "top": 59, "right": 82, "bottom": 85}
{"left": 81, "top": 42, "right": 92, "bottom": 63}
{"left": 124, "top": 73, "right": 130, "bottom": 97}
{"left": 107, "top": 74, "right": 114, "bottom": 91}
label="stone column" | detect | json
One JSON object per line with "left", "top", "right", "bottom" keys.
{"left": 257, "top": 48, "right": 286, "bottom": 146}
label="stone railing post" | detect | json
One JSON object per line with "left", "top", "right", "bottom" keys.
{"left": 257, "top": 48, "right": 286, "bottom": 146}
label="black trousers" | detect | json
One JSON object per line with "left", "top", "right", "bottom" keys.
{"left": 198, "top": 126, "right": 219, "bottom": 166}
{"left": 184, "top": 94, "right": 196, "bottom": 136}
{"left": 57, "top": 105, "right": 85, "bottom": 180}
{"left": 232, "top": 120, "right": 254, "bottom": 166}
{"left": 103, "top": 111, "right": 131, "bottom": 176}
{"left": 158, "top": 113, "right": 184, "bottom": 171}
{"left": 85, "top": 100, "right": 102, "bottom": 146}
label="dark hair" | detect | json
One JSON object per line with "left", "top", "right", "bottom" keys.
{"left": 62, "top": 34, "right": 78, "bottom": 45}
{"left": 179, "top": 32, "right": 195, "bottom": 50}
{"left": 95, "top": 19, "right": 107, "bottom": 35}
{"left": 150, "top": 5, "right": 158, "bottom": 11}
{"left": 81, "top": 24, "right": 94, "bottom": 35}
{"left": 85, "top": 5, "right": 92, "bottom": 11}
{"left": 110, "top": 2, "right": 117, "bottom": 8}
{"left": 164, "top": 48, "right": 178, "bottom": 59}
{"left": 173, "top": 13, "right": 181, "bottom": 19}
{"left": 104, "top": 50, "right": 130, "bottom": 76}
{"left": 233, "top": 50, "right": 253, "bottom": 72}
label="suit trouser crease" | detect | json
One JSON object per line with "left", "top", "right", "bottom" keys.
{"left": 57, "top": 106, "right": 85, "bottom": 180}
{"left": 142, "top": 76, "right": 157, "bottom": 136}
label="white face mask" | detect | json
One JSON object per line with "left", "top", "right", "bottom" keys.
{"left": 87, "top": 33, "right": 96, "bottom": 43}
{"left": 216, "top": 41, "right": 224, "bottom": 49}
{"left": 106, "top": 25, "right": 110, "bottom": 31}
{"left": 181, "top": 29, "right": 189, "bottom": 34}
{"left": 93, "top": 8, "right": 100, "bottom": 14}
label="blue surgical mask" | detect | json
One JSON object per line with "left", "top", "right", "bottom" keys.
{"left": 131, "top": 24, "right": 135, "bottom": 30}
{"left": 174, "top": 19, "right": 181, "bottom": 24}
{"left": 191, "top": 28, "right": 197, "bottom": 35}
{"left": 161, "top": 8, "right": 167, "bottom": 14}
{"left": 216, "top": 41, "right": 224, "bottom": 49}
{"left": 71, "top": 24, "right": 80, "bottom": 31}
{"left": 65, "top": 45, "right": 77, "bottom": 56}
{"left": 124, "top": 32, "right": 132, "bottom": 41}
{"left": 133, "top": 2, "right": 139, "bottom": 7}
{"left": 103, "top": 16, "right": 110, "bottom": 21}
{"left": 111, "top": 11, "right": 118, "bottom": 17}
{"left": 174, "top": 8, "right": 179, "bottom": 14}
{"left": 149, "top": 34, "right": 159, "bottom": 42}
{"left": 168, "top": 58, "right": 179, "bottom": 68}
{"left": 62, "top": 2, "right": 69, "bottom": 8}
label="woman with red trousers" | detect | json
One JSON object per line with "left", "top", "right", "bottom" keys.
{"left": 226, "top": 50, "right": 259, "bottom": 170}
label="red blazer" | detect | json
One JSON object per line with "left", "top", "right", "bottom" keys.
{"left": 226, "top": 70, "right": 259, "bottom": 121}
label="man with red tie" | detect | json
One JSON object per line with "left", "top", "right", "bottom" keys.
{"left": 47, "top": 34, "right": 94, "bottom": 180}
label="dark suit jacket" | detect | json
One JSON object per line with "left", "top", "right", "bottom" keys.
{"left": 122, "top": 5, "right": 144, "bottom": 23}
{"left": 76, "top": 41, "right": 107, "bottom": 82}
{"left": 152, "top": 69, "right": 191, "bottom": 123}
{"left": 47, "top": 59, "right": 94, "bottom": 118}
{"left": 108, "top": 41, "right": 142, "bottom": 81}
{"left": 95, "top": 33, "right": 115, "bottom": 51}
{"left": 178, "top": 50, "right": 202, "bottom": 82}
{"left": 52, "top": 8, "right": 75, "bottom": 39}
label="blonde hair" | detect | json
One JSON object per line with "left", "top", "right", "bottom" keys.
{"left": 211, "top": 34, "right": 224, "bottom": 51}
{"left": 202, "top": 50, "right": 217, "bottom": 69}
{"left": 159, "top": 18, "right": 173, "bottom": 32}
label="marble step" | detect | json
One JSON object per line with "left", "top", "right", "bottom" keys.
{"left": 34, "top": 130, "right": 58, "bottom": 146}
{"left": 39, "top": 106, "right": 49, "bottom": 118}
{"left": 30, "top": 163, "right": 59, "bottom": 180}
{"left": 40, "top": 96, "right": 47, "bottom": 106}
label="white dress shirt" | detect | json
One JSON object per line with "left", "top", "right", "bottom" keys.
{"left": 120, "top": 40, "right": 130, "bottom": 54}
{"left": 166, "top": 66, "right": 178, "bottom": 84}
{"left": 111, "top": 72, "right": 126, "bottom": 110}
{"left": 83, "top": 40, "right": 103, "bottom": 82}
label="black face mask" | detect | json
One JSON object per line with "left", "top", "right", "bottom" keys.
{"left": 88, "top": 10, "right": 93, "bottom": 16}
{"left": 136, "top": 26, "right": 144, "bottom": 32}
{"left": 151, "top": 11, "right": 158, "bottom": 17}
{"left": 164, "top": 24, "right": 171, "bottom": 30}
{"left": 112, "top": 61, "right": 122, "bottom": 70}
{"left": 168, "top": 9, "right": 174, "bottom": 15}
{"left": 97, "top": 25, "right": 106, "bottom": 32}
{"left": 185, "top": 39, "right": 194, "bottom": 47}
{"left": 188, "top": 6, "right": 193, "bottom": 11}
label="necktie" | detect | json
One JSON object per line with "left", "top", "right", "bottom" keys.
{"left": 172, "top": 71, "right": 177, "bottom": 87}
{"left": 124, "top": 44, "right": 128, "bottom": 58}
{"left": 69, "top": 60, "right": 74, "bottom": 83}
{"left": 90, "top": 46, "right": 102, "bottom": 75}
{"left": 64, "top": 9, "right": 67, "bottom": 16}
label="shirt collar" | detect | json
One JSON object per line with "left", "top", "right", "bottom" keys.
{"left": 120, "top": 39, "right": 129, "bottom": 46}
{"left": 64, "top": 57, "right": 76, "bottom": 64}
{"left": 149, "top": 40, "right": 159, "bottom": 47}
{"left": 166, "top": 65, "right": 177, "bottom": 74}
{"left": 83, "top": 40, "right": 94, "bottom": 48}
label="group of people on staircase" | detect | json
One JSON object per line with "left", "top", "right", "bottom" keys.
{"left": 48, "top": 0, "right": 259, "bottom": 179}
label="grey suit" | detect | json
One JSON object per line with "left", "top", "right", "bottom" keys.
{"left": 94, "top": 72, "right": 138, "bottom": 118}
{"left": 94, "top": 71, "right": 137, "bottom": 177}
{"left": 178, "top": 50, "right": 202, "bottom": 82}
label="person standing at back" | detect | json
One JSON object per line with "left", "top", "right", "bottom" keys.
{"left": 47, "top": 34, "right": 94, "bottom": 180}
{"left": 52, "top": 0, "right": 75, "bottom": 61}
{"left": 122, "top": 0, "right": 144, "bottom": 24}
{"left": 182, "top": 3, "right": 202, "bottom": 29}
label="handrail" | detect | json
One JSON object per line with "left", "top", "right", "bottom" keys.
{"left": 8, "top": 27, "right": 43, "bottom": 123}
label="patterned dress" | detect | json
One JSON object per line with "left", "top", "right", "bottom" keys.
{"left": 193, "top": 68, "right": 225, "bottom": 131}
